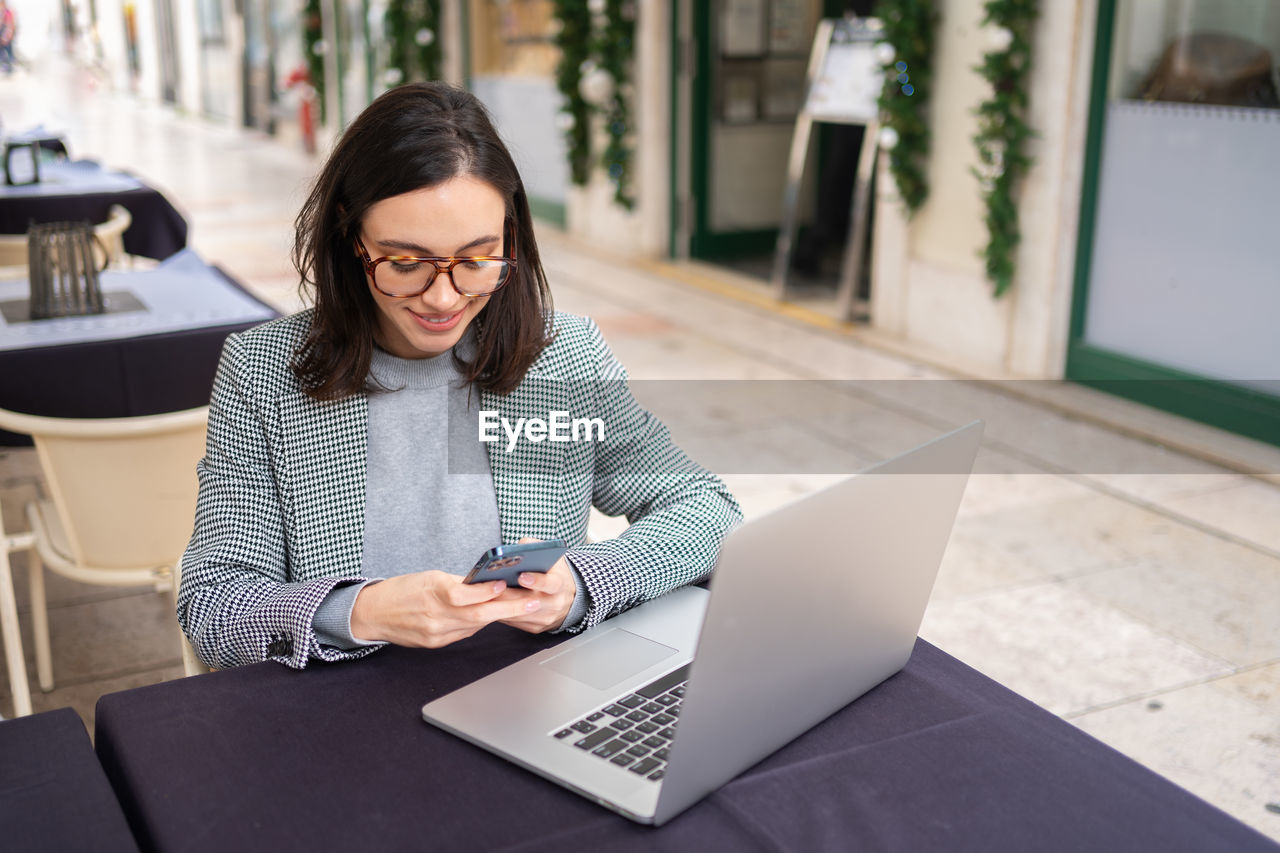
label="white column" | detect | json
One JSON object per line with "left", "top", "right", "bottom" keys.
{"left": 441, "top": 0, "right": 465, "bottom": 85}
{"left": 223, "top": 0, "right": 245, "bottom": 130}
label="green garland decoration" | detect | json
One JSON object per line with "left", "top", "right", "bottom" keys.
{"left": 551, "top": 2, "right": 636, "bottom": 207}
{"left": 594, "top": 0, "right": 636, "bottom": 209}
{"left": 552, "top": 2, "right": 594, "bottom": 186}
{"left": 384, "top": 0, "right": 443, "bottom": 86}
{"left": 972, "top": 0, "right": 1038, "bottom": 298}
{"left": 302, "top": 0, "right": 325, "bottom": 124}
{"left": 873, "top": 0, "right": 937, "bottom": 216}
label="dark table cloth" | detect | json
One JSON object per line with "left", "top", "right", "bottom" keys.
{"left": 0, "top": 167, "right": 188, "bottom": 261}
{"left": 94, "top": 630, "right": 1278, "bottom": 853}
{"left": 0, "top": 264, "right": 278, "bottom": 446}
{"left": 0, "top": 707, "right": 139, "bottom": 853}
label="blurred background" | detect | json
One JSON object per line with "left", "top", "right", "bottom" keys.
{"left": 3, "top": 0, "right": 1277, "bottom": 443}
{"left": 0, "top": 0, "right": 1278, "bottom": 841}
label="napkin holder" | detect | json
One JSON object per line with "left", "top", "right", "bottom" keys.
{"left": 27, "top": 221, "right": 107, "bottom": 319}
{"left": 4, "top": 141, "right": 40, "bottom": 186}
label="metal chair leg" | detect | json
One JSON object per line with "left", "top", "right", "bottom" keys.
{"left": 0, "top": 527, "right": 34, "bottom": 716}
{"left": 27, "top": 550, "right": 53, "bottom": 693}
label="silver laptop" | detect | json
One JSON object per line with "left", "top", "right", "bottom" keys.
{"left": 422, "top": 421, "right": 983, "bottom": 825}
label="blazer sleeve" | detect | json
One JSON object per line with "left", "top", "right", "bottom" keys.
{"left": 176, "top": 333, "right": 380, "bottom": 670}
{"left": 565, "top": 319, "right": 743, "bottom": 629}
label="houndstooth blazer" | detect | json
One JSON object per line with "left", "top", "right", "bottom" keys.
{"left": 178, "top": 309, "right": 742, "bottom": 670}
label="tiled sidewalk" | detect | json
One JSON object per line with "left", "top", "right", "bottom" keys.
{"left": 1, "top": 55, "right": 1277, "bottom": 840}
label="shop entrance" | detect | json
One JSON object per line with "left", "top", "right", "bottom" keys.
{"left": 672, "top": 0, "right": 874, "bottom": 318}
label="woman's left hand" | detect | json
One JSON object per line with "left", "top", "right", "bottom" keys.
{"left": 497, "top": 537, "right": 576, "bottom": 633}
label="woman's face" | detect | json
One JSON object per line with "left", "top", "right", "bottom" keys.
{"left": 358, "top": 175, "right": 507, "bottom": 359}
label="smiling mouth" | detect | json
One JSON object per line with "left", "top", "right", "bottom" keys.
{"left": 411, "top": 308, "right": 464, "bottom": 331}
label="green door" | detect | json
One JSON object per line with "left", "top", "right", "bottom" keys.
{"left": 673, "top": 0, "right": 847, "bottom": 261}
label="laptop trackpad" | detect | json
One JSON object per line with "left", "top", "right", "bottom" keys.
{"left": 541, "top": 628, "right": 678, "bottom": 690}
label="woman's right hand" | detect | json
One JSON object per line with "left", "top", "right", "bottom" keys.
{"left": 349, "top": 571, "right": 542, "bottom": 648}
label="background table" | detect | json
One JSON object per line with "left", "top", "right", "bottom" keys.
{"left": 0, "top": 160, "right": 187, "bottom": 260}
{"left": 93, "top": 628, "right": 1278, "bottom": 852}
{"left": 0, "top": 251, "right": 279, "bottom": 446}
{"left": 1, "top": 707, "right": 139, "bottom": 853}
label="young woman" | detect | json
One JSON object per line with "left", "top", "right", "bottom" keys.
{"left": 177, "top": 82, "right": 741, "bottom": 669}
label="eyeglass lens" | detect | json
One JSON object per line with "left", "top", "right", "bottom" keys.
{"left": 375, "top": 258, "right": 512, "bottom": 297}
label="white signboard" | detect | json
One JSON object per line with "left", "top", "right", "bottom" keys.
{"left": 805, "top": 26, "right": 882, "bottom": 123}
{"left": 772, "top": 18, "right": 885, "bottom": 320}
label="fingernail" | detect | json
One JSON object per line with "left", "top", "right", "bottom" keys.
{"left": 525, "top": 600, "right": 541, "bottom": 612}
{"left": 519, "top": 572, "right": 534, "bottom": 587}
{"left": 493, "top": 581, "right": 505, "bottom": 594}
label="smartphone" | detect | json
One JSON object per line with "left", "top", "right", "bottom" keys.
{"left": 463, "top": 539, "right": 567, "bottom": 586}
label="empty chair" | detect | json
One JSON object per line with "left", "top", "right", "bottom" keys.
{"left": 92, "top": 203, "right": 132, "bottom": 267}
{"left": 0, "top": 405, "right": 208, "bottom": 711}
{"left": 0, "top": 204, "right": 133, "bottom": 270}
{"left": 0, "top": 232, "right": 25, "bottom": 266}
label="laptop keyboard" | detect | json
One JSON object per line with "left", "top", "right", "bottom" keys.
{"left": 551, "top": 663, "right": 691, "bottom": 782}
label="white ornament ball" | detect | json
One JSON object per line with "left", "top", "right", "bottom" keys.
{"left": 878, "top": 126, "right": 900, "bottom": 150}
{"left": 554, "top": 112, "right": 576, "bottom": 132}
{"left": 986, "top": 26, "right": 1014, "bottom": 53}
{"left": 384, "top": 67, "right": 404, "bottom": 86}
{"left": 415, "top": 28, "right": 435, "bottom": 47}
{"left": 311, "top": 39, "right": 329, "bottom": 57}
{"left": 587, "top": 0, "right": 607, "bottom": 14}
{"left": 579, "top": 68, "right": 614, "bottom": 106}
{"left": 873, "top": 42, "right": 896, "bottom": 66}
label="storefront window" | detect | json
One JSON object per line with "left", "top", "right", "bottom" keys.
{"left": 465, "top": 1, "right": 567, "bottom": 212}
{"left": 1111, "top": 0, "right": 1280, "bottom": 108}
{"left": 1081, "top": 0, "right": 1280, "bottom": 391}
{"left": 707, "top": 0, "right": 821, "bottom": 234}
{"left": 468, "top": 0, "right": 558, "bottom": 77}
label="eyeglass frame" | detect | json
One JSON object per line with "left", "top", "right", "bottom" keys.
{"left": 354, "top": 229, "right": 519, "bottom": 299}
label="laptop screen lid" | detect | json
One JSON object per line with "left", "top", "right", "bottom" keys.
{"left": 652, "top": 421, "right": 983, "bottom": 824}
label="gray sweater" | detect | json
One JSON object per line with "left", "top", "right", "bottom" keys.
{"left": 312, "top": 334, "right": 587, "bottom": 648}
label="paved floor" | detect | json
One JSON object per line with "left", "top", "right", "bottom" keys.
{"left": 2, "top": 56, "right": 1278, "bottom": 841}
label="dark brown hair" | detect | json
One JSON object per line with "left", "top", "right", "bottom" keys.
{"left": 291, "top": 82, "right": 554, "bottom": 400}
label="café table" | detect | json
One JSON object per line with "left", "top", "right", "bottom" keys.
{"left": 0, "top": 249, "right": 279, "bottom": 446}
{"left": 93, "top": 627, "right": 1278, "bottom": 852}
{"left": 0, "top": 159, "right": 187, "bottom": 260}
{"left": 0, "top": 706, "right": 139, "bottom": 853}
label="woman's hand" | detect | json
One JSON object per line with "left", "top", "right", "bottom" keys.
{"left": 497, "top": 537, "right": 577, "bottom": 634}
{"left": 349, "top": 570, "right": 542, "bottom": 648}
